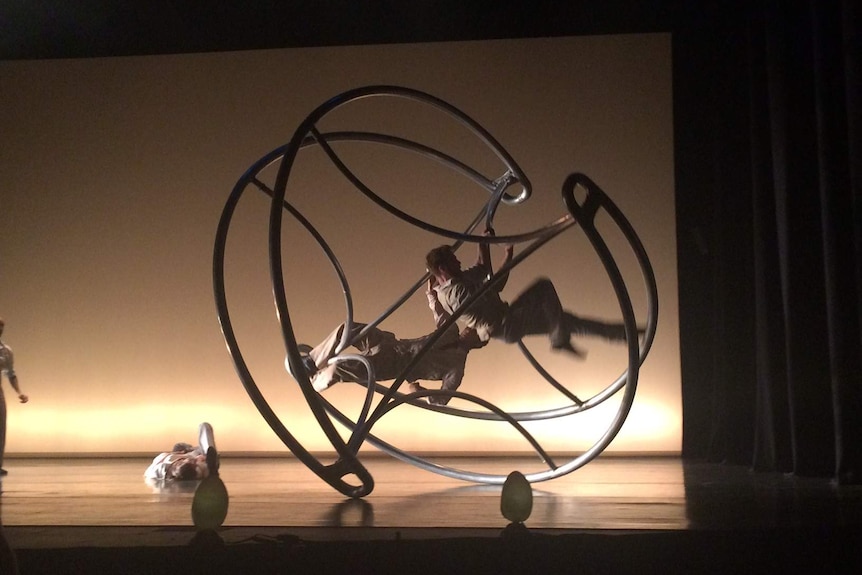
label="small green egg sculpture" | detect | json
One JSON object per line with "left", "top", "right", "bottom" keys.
{"left": 500, "top": 470, "right": 533, "bottom": 523}
{"left": 192, "top": 447, "right": 229, "bottom": 530}
{"left": 192, "top": 474, "right": 229, "bottom": 529}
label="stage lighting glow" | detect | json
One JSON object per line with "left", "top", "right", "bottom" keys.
{"left": 611, "top": 398, "right": 680, "bottom": 451}
{"left": 5, "top": 391, "right": 679, "bottom": 455}
{"left": 5, "top": 403, "right": 283, "bottom": 453}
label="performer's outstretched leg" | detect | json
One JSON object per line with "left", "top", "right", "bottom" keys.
{"left": 299, "top": 322, "right": 365, "bottom": 390}
{"left": 564, "top": 313, "right": 634, "bottom": 342}
{"left": 308, "top": 323, "right": 351, "bottom": 371}
{"left": 198, "top": 422, "right": 216, "bottom": 455}
{"left": 500, "top": 278, "right": 584, "bottom": 356}
{"left": 304, "top": 323, "right": 400, "bottom": 391}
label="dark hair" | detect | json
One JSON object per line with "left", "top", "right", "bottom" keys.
{"left": 173, "top": 460, "right": 199, "bottom": 481}
{"left": 426, "top": 245, "right": 454, "bottom": 272}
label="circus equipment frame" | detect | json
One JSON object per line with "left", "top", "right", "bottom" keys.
{"left": 213, "top": 85, "right": 658, "bottom": 498}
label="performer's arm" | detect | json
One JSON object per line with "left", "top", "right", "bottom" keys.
{"left": 4, "top": 352, "right": 27, "bottom": 403}
{"left": 10, "top": 374, "right": 27, "bottom": 403}
{"left": 494, "top": 242, "right": 514, "bottom": 292}
{"left": 476, "top": 228, "right": 494, "bottom": 273}
{"left": 426, "top": 275, "right": 450, "bottom": 328}
{"left": 482, "top": 227, "right": 514, "bottom": 292}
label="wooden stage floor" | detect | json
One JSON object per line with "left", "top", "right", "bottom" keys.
{"left": 2, "top": 455, "right": 861, "bottom": 574}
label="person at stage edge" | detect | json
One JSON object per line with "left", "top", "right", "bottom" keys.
{"left": 0, "top": 318, "right": 29, "bottom": 478}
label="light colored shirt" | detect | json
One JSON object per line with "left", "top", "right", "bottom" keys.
{"left": 143, "top": 448, "right": 208, "bottom": 481}
{"left": 0, "top": 342, "right": 15, "bottom": 381}
{"left": 432, "top": 265, "right": 508, "bottom": 342}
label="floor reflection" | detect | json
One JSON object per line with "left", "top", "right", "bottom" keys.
{"left": 0, "top": 500, "right": 21, "bottom": 575}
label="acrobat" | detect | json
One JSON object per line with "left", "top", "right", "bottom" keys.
{"left": 288, "top": 319, "right": 482, "bottom": 405}
{"left": 425, "top": 233, "right": 634, "bottom": 356}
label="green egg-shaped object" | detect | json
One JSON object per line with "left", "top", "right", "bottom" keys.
{"left": 500, "top": 470, "right": 533, "bottom": 523}
{"left": 192, "top": 475, "right": 229, "bottom": 530}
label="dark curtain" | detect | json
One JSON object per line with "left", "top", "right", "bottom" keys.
{"left": 676, "top": 0, "right": 861, "bottom": 483}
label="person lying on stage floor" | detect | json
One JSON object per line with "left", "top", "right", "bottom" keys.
{"left": 144, "top": 422, "right": 218, "bottom": 482}
{"left": 287, "top": 277, "right": 484, "bottom": 406}
{"left": 425, "top": 230, "right": 640, "bottom": 358}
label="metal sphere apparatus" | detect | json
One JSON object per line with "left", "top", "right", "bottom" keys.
{"left": 213, "top": 86, "right": 658, "bottom": 498}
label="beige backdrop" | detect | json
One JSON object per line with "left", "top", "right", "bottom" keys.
{"left": 0, "top": 34, "right": 679, "bottom": 456}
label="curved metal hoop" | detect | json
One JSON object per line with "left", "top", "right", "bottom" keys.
{"left": 213, "top": 86, "right": 658, "bottom": 496}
